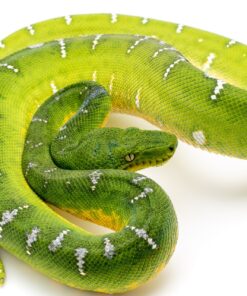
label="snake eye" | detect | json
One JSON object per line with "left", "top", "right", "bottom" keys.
{"left": 125, "top": 153, "right": 135, "bottom": 162}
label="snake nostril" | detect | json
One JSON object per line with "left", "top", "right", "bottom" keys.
{"left": 168, "top": 146, "right": 174, "bottom": 152}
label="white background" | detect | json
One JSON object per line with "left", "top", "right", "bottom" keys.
{"left": 1, "top": 0, "right": 247, "bottom": 295}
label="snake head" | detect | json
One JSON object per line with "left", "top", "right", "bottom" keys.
{"left": 52, "top": 127, "right": 177, "bottom": 171}
{"left": 117, "top": 127, "right": 178, "bottom": 171}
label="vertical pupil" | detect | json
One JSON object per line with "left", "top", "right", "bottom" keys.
{"left": 126, "top": 154, "right": 134, "bottom": 161}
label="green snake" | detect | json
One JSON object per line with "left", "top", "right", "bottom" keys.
{"left": 0, "top": 13, "right": 246, "bottom": 294}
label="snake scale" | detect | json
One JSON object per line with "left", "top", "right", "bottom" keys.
{"left": 0, "top": 13, "right": 246, "bottom": 294}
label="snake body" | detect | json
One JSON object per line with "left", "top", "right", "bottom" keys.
{"left": 0, "top": 13, "right": 246, "bottom": 294}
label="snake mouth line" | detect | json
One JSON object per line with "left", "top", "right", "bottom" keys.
{"left": 124, "top": 156, "right": 172, "bottom": 171}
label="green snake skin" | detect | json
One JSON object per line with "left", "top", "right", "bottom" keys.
{"left": 0, "top": 13, "right": 246, "bottom": 294}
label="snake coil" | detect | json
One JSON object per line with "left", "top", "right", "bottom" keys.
{"left": 0, "top": 14, "right": 246, "bottom": 294}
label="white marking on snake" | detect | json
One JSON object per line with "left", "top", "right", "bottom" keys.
{"left": 202, "top": 53, "right": 216, "bottom": 72}
{"left": 80, "top": 86, "right": 88, "bottom": 95}
{"left": 27, "top": 25, "right": 35, "bottom": 35}
{"left": 164, "top": 58, "right": 186, "bottom": 79}
{"left": 75, "top": 248, "right": 88, "bottom": 276}
{"left": 25, "top": 162, "right": 38, "bottom": 176}
{"left": 153, "top": 48, "right": 165, "bottom": 58}
{"left": 58, "top": 135, "right": 67, "bottom": 140}
{"left": 198, "top": 38, "right": 204, "bottom": 43}
{"left": 65, "top": 15, "right": 72, "bottom": 25}
{"left": 92, "top": 34, "right": 102, "bottom": 50}
{"left": 192, "top": 131, "right": 206, "bottom": 145}
{"left": 109, "top": 73, "right": 115, "bottom": 95}
{"left": 50, "top": 81, "right": 58, "bottom": 94}
{"left": 89, "top": 170, "right": 102, "bottom": 191}
{"left": 141, "top": 17, "right": 149, "bottom": 24}
{"left": 58, "top": 39, "right": 66, "bottom": 58}
{"left": 135, "top": 88, "right": 141, "bottom": 109}
{"left": 30, "top": 142, "right": 43, "bottom": 149}
{"left": 28, "top": 43, "right": 44, "bottom": 49}
{"left": 158, "top": 39, "right": 166, "bottom": 45}
{"left": 152, "top": 47, "right": 177, "bottom": 58}
{"left": 176, "top": 24, "right": 184, "bottom": 33}
{"left": 111, "top": 13, "right": 118, "bottom": 23}
{"left": 130, "top": 187, "right": 153, "bottom": 204}
{"left": 0, "top": 41, "right": 5, "bottom": 48}
{"left": 226, "top": 39, "right": 236, "bottom": 48}
{"left": 132, "top": 176, "right": 147, "bottom": 184}
{"left": 48, "top": 229, "right": 71, "bottom": 252}
{"left": 210, "top": 79, "right": 225, "bottom": 100}
{"left": 92, "top": 70, "right": 97, "bottom": 82}
{"left": 32, "top": 117, "right": 48, "bottom": 123}
{"left": 125, "top": 225, "right": 157, "bottom": 249}
{"left": 26, "top": 227, "right": 40, "bottom": 255}
{"left": 103, "top": 238, "right": 115, "bottom": 259}
{"left": 0, "top": 205, "right": 29, "bottom": 239}
{"left": 43, "top": 180, "right": 48, "bottom": 188}
{"left": 79, "top": 106, "right": 88, "bottom": 114}
{"left": 59, "top": 125, "right": 67, "bottom": 131}
{"left": 44, "top": 168, "right": 57, "bottom": 174}
{"left": 127, "top": 36, "right": 149, "bottom": 54}
{"left": 0, "top": 63, "right": 19, "bottom": 73}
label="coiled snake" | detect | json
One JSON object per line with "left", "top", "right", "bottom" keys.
{"left": 0, "top": 14, "right": 246, "bottom": 293}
